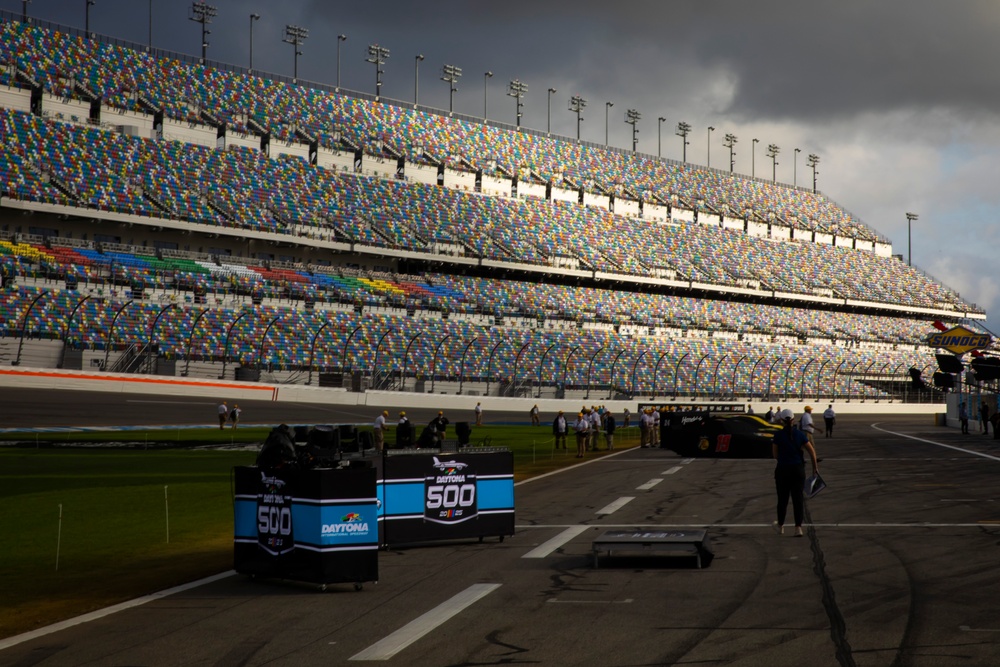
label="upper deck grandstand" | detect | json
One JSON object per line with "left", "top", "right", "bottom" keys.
{"left": 0, "top": 11, "right": 990, "bottom": 402}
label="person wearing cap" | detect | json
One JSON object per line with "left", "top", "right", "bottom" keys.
{"left": 429, "top": 410, "right": 450, "bottom": 446}
{"left": 800, "top": 406, "right": 816, "bottom": 446}
{"left": 573, "top": 412, "right": 590, "bottom": 458}
{"left": 229, "top": 404, "right": 242, "bottom": 429}
{"left": 373, "top": 410, "right": 389, "bottom": 453}
{"left": 772, "top": 408, "right": 819, "bottom": 537}
{"left": 552, "top": 410, "right": 568, "bottom": 449}
{"left": 398, "top": 411, "right": 409, "bottom": 426}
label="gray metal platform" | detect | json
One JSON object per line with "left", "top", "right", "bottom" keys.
{"left": 592, "top": 529, "right": 709, "bottom": 568}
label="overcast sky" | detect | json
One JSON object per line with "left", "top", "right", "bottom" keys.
{"left": 14, "top": 0, "right": 1000, "bottom": 332}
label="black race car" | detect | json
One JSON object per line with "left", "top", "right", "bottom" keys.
{"left": 659, "top": 410, "right": 781, "bottom": 458}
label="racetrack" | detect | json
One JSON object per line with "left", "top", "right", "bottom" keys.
{"left": 5, "top": 407, "right": 1000, "bottom": 666}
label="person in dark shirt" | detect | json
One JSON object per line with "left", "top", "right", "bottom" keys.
{"left": 772, "top": 409, "right": 819, "bottom": 537}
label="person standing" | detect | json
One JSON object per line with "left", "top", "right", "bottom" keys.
{"left": 823, "top": 405, "right": 836, "bottom": 438}
{"left": 800, "top": 406, "right": 816, "bottom": 446}
{"left": 217, "top": 401, "right": 228, "bottom": 430}
{"left": 530, "top": 404, "right": 540, "bottom": 426}
{"left": 229, "top": 404, "right": 242, "bottom": 429}
{"left": 589, "top": 407, "right": 601, "bottom": 450}
{"left": 981, "top": 401, "right": 990, "bottom": 435}
{"left": 639, "top": 408, "right": 652, "bottom": 448}
{"left": 747, "top": 404, "right": 755, "bottom": 415}
{"left": 604, "top": 409, "right": 617, "bottom": 451}
{"left": 573, "top": 412, "right": 590, "bottom": 458}
{"left": 475, "top": 402, "right": 483, "bottom": 426}
{"left": 373, "top": 410, "right": 389, "bottom": 453}
{"left": 959, "top": 402, "right": 970, "bottom": 434}
{"left": 764, "top": 406, "right": 774, "bottom": 422}
{"left": 622, "top": 407, "right": 631, "bottom": 428}
{"left": 772, "top": 409, "right": 819, "bottom": 537}
{"left": 552, "top": 410, "right": 568, "bottom": 449}
{"left": 430, "top": 411, "right": 450, "bottom": 446}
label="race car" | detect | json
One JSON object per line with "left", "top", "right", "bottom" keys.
{"left": 659, "top": 410, "right": 782, "bottom": 458}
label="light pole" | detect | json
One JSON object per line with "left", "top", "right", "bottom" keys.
{"left": 336, "top": 34, "right": 346, "bottom": 91}
{"left": 723, "top": 133, "right": 737, "bottom": 173}
{"left": 507, "top": 79, "right": 527, "bottom": 128}
{"left": 793, "top": 148, "right": 801, "bottom": 187}
{"left": 676, "top": 121, "right": 691, "bottom": 162}
{"left": 657, "top": 117, "right": 666, "bottom": 158}
{"left": 707, "top": 126, "right": 715, "bottom": 167}
{"left": 414, "top": 54, "right": 423, "bottom": 107}
{"left": 569, "top": 95, "right": 587, "bottom": 141}
{"left": 905, "top": 212, "right": 918, "bottom": 266}
{"left": 483, "top": 71, "right": 493, "bottom": 120}
{"left": 283, "top": 25, "right": 308, "bottom": 83}
{"left": 22, "top": 0, "right": 29, "bottom": 21}
{"left": 366, "top": 43, "right": 390, "bottom": 99}
{"left": 189, "top": 1, "right": 217, "bottom": 63}
{"left": 441, "top": 63, "right": 461, "bottom": 115}
{"left": 807, "top": 153, "right": 819, "bottom": 193}
{"left": 624, "top": 108, "right": 640, "bottom": 153}
{"left": 85, "top": 0, "right": 95, "bottom": 35}
{"left": 751, "top": 138, "right": 759, "bottom": 178}
{"left": 766, "top": 143, "right": 779, "bottom": 183}
{"left": 248, "top": 13, "right": 259, "bottom": 73}
{"left": 604, "top": 101, "right": 613, "bottom": 146}
{"left": 547, "top": 87, "right": 556, "bottom": 136}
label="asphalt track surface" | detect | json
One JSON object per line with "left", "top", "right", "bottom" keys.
{"left": 6, "top": 398, "right": 1000, "bottom": 665}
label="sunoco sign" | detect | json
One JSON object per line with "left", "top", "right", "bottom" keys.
{"left": 926, "top": 325, "right": 992, "bottom": 355}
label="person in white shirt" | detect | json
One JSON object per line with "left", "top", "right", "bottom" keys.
{"left": 823, "top": 405, "right": 836, "bottom": 438}
{"left": 574, "top": 412, "right": 590, "bottom": 458}
{"left": 475, "top": 402, "right": 483, "bottom": 426}
{"left": 373, "top": 410, "right": 388, "bottom": 453}
{"left": 800, "top": 406, "right": 816, "bottom": 446}
{"left": 588, "top": 408, "right": 601, "bottom": 450}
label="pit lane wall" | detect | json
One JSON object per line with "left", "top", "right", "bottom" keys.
{"left": 0, "top": 365, "right": 945, "bottom": 417}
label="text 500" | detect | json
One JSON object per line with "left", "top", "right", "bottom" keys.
{"left": 426, "top": 484, "right": 475, "bottom": 509}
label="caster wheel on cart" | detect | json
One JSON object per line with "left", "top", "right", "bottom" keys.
{"left": 354, "top": 583, "right": 364, "bottom": 592}
{"left": 319, "top": 584, "right": 328, "bottom": 592}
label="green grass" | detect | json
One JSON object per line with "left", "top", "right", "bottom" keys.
{"left": 1, "top": 425, "right": 641, "bottom": 639}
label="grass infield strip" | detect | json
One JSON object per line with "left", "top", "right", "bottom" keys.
{"left": 2, "top": 424, "right": 640, "bottom": 639}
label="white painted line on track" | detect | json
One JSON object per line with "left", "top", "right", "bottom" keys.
{"left": 663, "top": 466, "right": 682, "bottom": 475}
{"left": 0, "top": 571, "right": 235, "bottom": 651}
{"left": 350, "top": 583, "right": 501, "bottom": 661}
{"left": 596, "top": 497, "right": 635, "bottom": 515}
{"left": 515, "top": 448, "right": 632, "bottom": 486}
{"left": 516, "top": 522, "right": 1000, "bottom": 529}
{"left": 636, "top": 478, "right": 663, "bottom": 490}
{"left": 548, "top": 598, "right": 633, "bottom": 604}
{"left": 681, "top": 458, "right": 696, "bottom": 464}
{"left": 521, "top": 526, "right": 590, "bottom": 559}
{"left": 871, "top": 423, "right": 1000, "bottom": 463}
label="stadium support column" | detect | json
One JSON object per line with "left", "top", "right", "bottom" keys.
{"left": 249, "top": 13, "right": 260, "bottom": 73}
{"left": 657, "top": 117, "right": 666, "bottom": 158}
{"left": 793, "top": 148, "right": 801, "bottom": 187}
{"left": 414, "top": 54, "right": 424, "bottom": 107}
{"left": 605, "top": 102, "right": 613, "bottom": 146}
{"left": 547, "top": 88, "right": 557, "bottom": 137}
{"left": 484, "top": 71, "right": 493, "bottom": 120}
{"left": 707, "top": 126, "right": 714, "bottom": 167}
{"left": 752, "top": 138, "right": 759, "bottom": 178}
{"left": 86, "top": 0, "right": 95, "bottom": 35}
{"left": 336, "top": 35, "right": 347, "bottom": 91}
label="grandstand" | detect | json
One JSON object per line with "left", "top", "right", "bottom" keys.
{"left": 0, "top": 11, "right": 990, "bottom": 404}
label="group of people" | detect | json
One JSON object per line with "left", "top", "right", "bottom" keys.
{"left": 373, "top": 409, "right": 451, "bottom": 452}
{"left": 216, "top": 401, "right": 242, "bottom": 429}
{"left": 763, "top": 404, "right": 837, "bottom": 439}
{"left": 958, "top": 400, "right": 998, "bottom": 437}
{"left": 550, "top": 406, "right": 618, "bottom": 458}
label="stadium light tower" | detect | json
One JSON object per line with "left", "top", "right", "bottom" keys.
{"left": 336, "top": 34, "right": 346, "bottom": 91}
{"left": 794, "top": 148, "right": 801, "bottom": 187}
{"left": 86, "top": 0, "right": 95, "bottom": 35}
{"left": 414, "top": 54, "right": 424, "bottom": 107}
{"left": 189, "top": 1, "right": 217, "bottom": 64}
{"left": 676, "top": 121, "right": 691, "bottom": 162}
{"left": 723, "top": 133, "right": 737, "bottom": 173}
{"left": 441, "top": 63, "right": 462, "bottom": 115}
{"left": 283, "top": 25, "right": 308, "bottom": 83}
{"left": 507, "top": 79, "right": 527, "bottom": 128}
{"left": 569, "top": 95, "right": 587, "bottom": 141}
{"left": 248, "top": 13, "right": 259, "bottom": 73}
{"left": 707, "top": 126, "right": 715, "bottom": 167}
{"left": 807, "top": 153, "right": 820, "bottom": 193}
{"left": 657, "top": 117, "right": 666, "bottom": 158}
{"left": 483, "top": 71, "right": 493, "bottom": 120}
{"left": 547, "top": 88, "right": 557, "bottom": 136}
{"left": 366, "top": 43, "right": 390, "bottom": 99}
{"left": 605, "top": 102, "right": 614, "bottom": 146}
{"left": 22, "top": 0, "right": 29, "bottom": 22}
{"left": 766, "top": 143, "right": 779, "bottom": 183}
{"left": 751, "top": 138, "right": 759, "bottom": 178}
{"left": 624, "top": 109, "right": 641, "bottom": 153}
{"left": 905, "top": 212, "right": 919, "bottom": 266}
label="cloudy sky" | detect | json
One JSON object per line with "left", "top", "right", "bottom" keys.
{"left": 14, "top": 0, "right": 1000, "bottom": 332}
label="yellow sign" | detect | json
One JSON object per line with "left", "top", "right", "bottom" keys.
{"left": 926, "top": 326, "right": 992, "bottom": 355}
